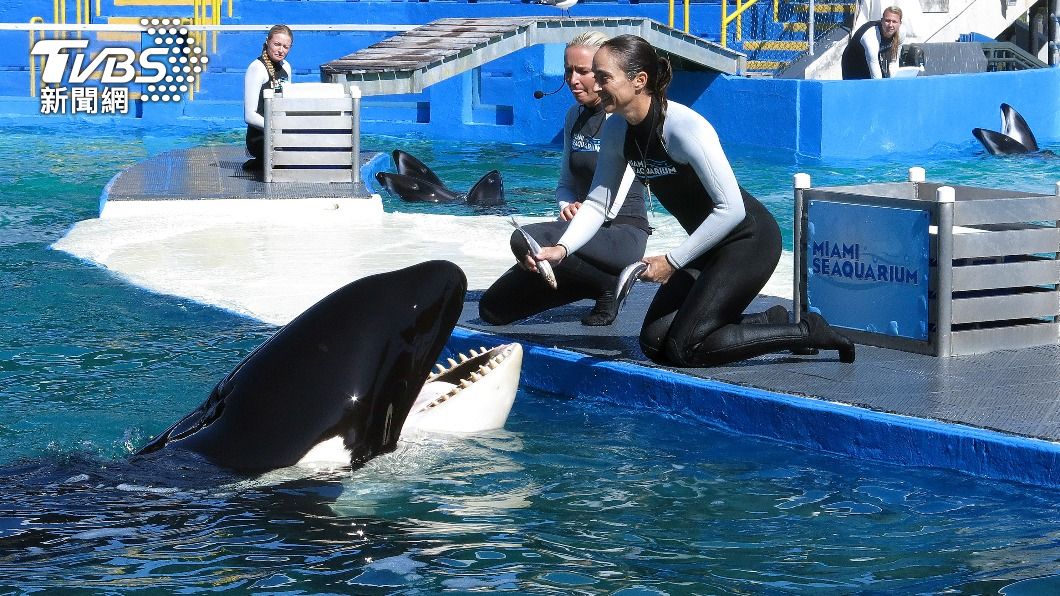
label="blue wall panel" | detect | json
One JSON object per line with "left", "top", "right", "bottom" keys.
{"left": 814, "top": 68, "right": 1060, "bottom": 159}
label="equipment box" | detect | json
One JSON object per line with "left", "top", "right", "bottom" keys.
{"left": 793, "top": 171, "right": 1060, "bottom": 356}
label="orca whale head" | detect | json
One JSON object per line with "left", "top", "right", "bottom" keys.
{"left": 972, "top": 103, "right": 1040, "bottom": 155}
{"left": 136, "top": 260, "right": 468, "bottom": 473}
{"left": 375, "top": 171, "right": 462, "bottom": 203}
{"left": 376, "top": 150, "right": 506, "bottom": 207}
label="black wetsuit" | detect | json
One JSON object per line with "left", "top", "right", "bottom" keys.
{"left": 479, "top": 104, "right": 649, "bottom": 325}
{"left": 841, "top": 20, "right": 898, "bottom": 80}
{"left": 557, "top": 99, "right": 816, "bottom": 367}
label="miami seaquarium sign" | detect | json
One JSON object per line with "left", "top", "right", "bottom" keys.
{"left": 806, "top": 200, "right": 931, "bottom": 340}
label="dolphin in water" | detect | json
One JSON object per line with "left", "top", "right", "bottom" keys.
{"left": 135, "top": 260, "right": 522, "bottom": 474}
{"left": 374, "top": 150, "right": 505, "bottom": 207}
{"left": 972, "top": 103, "right": 1046, "bottom": 156}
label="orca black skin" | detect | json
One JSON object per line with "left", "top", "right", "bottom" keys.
{"left": 464, "top": 170, "right": 505, "bottom": 207}
{"left": 136, "top": 260, "right": 468, "bottom": 473}
{"left": 972, "top": 103, "right": 1046, "bottom": 156}
{"left": 972, "top": 128, "right": 1031, "bottom": 156}
{"left": 377, "top": 150, "right": 507, "bottom": 206}
{"left": 375, "top": 171, "right": 462, "bottom": 203}
{"left": 393, "top": 149, "right": 445, "bottom": 188}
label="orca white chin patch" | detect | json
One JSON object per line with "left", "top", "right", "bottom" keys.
{"left": 401, "top": 343, "right": 523, "bottom": 437}
{"left": 295, "top": 435, "right": 352, "bottom": 468}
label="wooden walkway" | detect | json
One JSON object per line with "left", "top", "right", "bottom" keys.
{"left": 321, "top": 17, "right": 746, "bottom": 96}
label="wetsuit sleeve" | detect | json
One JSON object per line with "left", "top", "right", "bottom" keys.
{"left": 663, "top": 106, "right": 746, "bottom": 268}
{"left": 555, "top": 115, "right": 628, "bottom": 256}
{"left": 244, "top": 60, "right": 268, "bottom": 129}
{"left": 861, "top": 25, "right": 884, "bottom": 79}
{"left": 555, "top": 105, "right": 580, "bottom": 212}
{"left": 607, "top": 165, "right": 637, "bottom": 219}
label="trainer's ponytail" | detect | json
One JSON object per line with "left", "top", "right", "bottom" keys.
{"left": 600, "top": 35, "right": 671, "bottom": 131}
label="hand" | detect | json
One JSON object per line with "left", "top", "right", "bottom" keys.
{"left": 559, "top": 201, "right": 581, "bottom": 221}
{"left": 521, "top": 245, "right": 567, "bottom": 273}
{"left": 641, "top": 255, "right": 676, "bottom": 284}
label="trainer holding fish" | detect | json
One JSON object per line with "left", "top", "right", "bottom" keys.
{"left": 479, "top": 31, "right": 649, "bottom": 327}
{"left": 529, "top": 34, "right": 855, "bottom": 366}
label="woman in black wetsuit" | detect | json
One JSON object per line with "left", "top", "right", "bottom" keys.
{"left": 841, "top": 7, "right": 903, "bottom": 79}
{"left": 243, "top": 24, "right": 293, "bottom": 171}
{"left": 479, "top": 32, "right": 649, "bottom": 327}
{"left": 531, "top": 34, "right": 855, "bottom": 366}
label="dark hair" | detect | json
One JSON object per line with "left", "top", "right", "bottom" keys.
{"left": 599, "top": 34, "right": 672, "bottom": 133}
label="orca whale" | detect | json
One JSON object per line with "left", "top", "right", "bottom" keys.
{"left": 375, "top": 150, "right": 506, "bottom": 207}
{"left": 135, "top": 260, "right": 471, "bottom": 473}
{"left": 393, "top": 149, "right": 445, "bottom": 188}
{"left": 972, "top": 103, "right": 1043, "bottom": 155}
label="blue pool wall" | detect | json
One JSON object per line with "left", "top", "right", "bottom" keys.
{"left": 3, "top": 0, "right": 1058, "bottom": 159}
{"left": 446, "top": 328, "right": 1060, "bottom": 489}
{"left": 6, "top": 40, "right": 1057, "bottom": 160}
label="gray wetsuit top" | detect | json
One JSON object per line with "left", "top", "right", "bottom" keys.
{"left": 557, "top": 100, "right": 748, "bottom": 268}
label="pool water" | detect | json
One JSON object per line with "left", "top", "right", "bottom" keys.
{"left": 2, "top": 121, "right": 1060, "bottom": 592}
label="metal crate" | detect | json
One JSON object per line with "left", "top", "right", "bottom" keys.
{"left": 264, "top": 83, "right": 362, "bottom": 184}
{"left": 793, "top": 169, "right": 1060, "bottom": 356}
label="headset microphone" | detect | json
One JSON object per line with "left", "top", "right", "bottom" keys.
{"left": 533, "top": 80, "right": 566, "bottom": 99}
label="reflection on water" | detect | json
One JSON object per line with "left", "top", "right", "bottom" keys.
{"left": 5, "top": 392, "right": 1060, "bottom": 593}
{"left": 1, "top": 123, "right": 1060, "bottom": 592}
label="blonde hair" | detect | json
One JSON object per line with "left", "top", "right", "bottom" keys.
{"left": 881, "top": 6, "right": 902, "bottom": 63}
{"left": 567, "top": 31, "right": 609, "bottom": 49}
{"left": 260, "top": 24, "right": 293, "bottom": 88}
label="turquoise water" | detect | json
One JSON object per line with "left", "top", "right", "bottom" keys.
{"left": 3, "top": 121, "right": 1060, "bottom": 592}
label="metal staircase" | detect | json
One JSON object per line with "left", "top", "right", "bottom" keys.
{"left": 726, "top": 0, "right": 854, "bottom": 77}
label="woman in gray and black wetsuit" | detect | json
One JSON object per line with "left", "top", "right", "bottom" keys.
{"left": 243, "top": 24, "right": 293, "bottom": 170}
{"left": 531, "top": 34, "right": 855, "bottom": 366}
{"left": 479, "top": 32, "right": 649, "bottom": 327}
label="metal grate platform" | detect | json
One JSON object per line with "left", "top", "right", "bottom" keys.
{"left": 458, "top": 285, "right": 1060, "bottom": 444}
{"left": 103, "top": 145, "right": 375, "bottom": 203}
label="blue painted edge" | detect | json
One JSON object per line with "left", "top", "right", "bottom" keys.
{"left": 97, "top": 169, "right": 122, "bottom": 217}
{"left": 447, "top": 326, "right": 1060, "bottom": 489}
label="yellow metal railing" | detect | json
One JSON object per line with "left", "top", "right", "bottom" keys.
{"left": 192, "top": 0, "right": 223, "bottom": 52}
{"left": 667, "top": 0, "right": 691, "bottom": 32}
{"left": 720, "top": 0, "right": 765, "bottom": 48}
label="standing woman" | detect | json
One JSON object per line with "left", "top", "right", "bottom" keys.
{"left": 479, "top": 31, "right": 649, "bottom": 327}
{"left": 243, "top": 24, "right": 293, "bottom": 170}
{"left": 841, "top": 7, "right": 903, "bottom": 79}
{"left": 532, "top": 34, "right": 854, "bottom": 366}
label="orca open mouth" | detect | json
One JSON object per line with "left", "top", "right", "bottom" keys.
{"left": 402, "top": 343, "right": 524, "bottom": 436}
